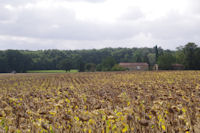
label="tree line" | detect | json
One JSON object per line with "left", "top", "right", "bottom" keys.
{"left": 0, "top": 42, "right": 199, "bottom": 73}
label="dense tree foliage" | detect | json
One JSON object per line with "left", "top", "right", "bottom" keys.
{"left": 0, "top": 50, "right": 32, "bottom": 73}
{"left": 111, "top": 64, "right": 127, "bottom": 71}
{"left": 158, "top": 52, "right": 176, "bottom": 70}
{"left": 57, "top": 58, "right": 72, "bottom": 72}
{"left": 0, "top": 43, "right": 199, "bottom": 73}
{"left": 182, "top": 43, "right": 199, "bottom": 69}
{"left": 84, "top": 63, "right": 96, "bottom": 72}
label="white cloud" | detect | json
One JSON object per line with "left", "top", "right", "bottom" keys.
{"left": 66, "top": 0, "right": 106, "bottom": 3}
{"left": 118, "top": 7, "right": 144, "bottom": 21}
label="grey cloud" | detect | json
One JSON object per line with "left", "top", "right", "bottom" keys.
{"left": 0, "top": 35, "right": 119, "bottom": 50}
{"left": 0, "top": 5, "right": 140, "bottom": 41}
{"left": 66, "top": 0, "right": 106, "bottom": 3}
{"left": 0, "top": 0, "right": 36, "bottom": 5}
{"left": 189, "top": 0, "right": 200, "bottom": 14}
{"left": 0, "top": 0, "right": 200, "bottom": 50}
{"left": 145, "top": 11, "right": 200, "bottom": 40}
{"left": 0, "top": 4, "right": 13, "bottom": 22}
{"left": 1, "top": 0, "right": 106, "bottom": 5}
{"left": 0, "top": 35, "right": 56, "bottom": 50}
{"left": 119, "top": 7, "right": 144, "bottom": 21}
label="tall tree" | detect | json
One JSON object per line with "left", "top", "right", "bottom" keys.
{"left": 175, "top": 46, "right": 185, "bottom": 64}
{"left": 57, "top": 59, "right": 72, "bottom": 72}
{"left": 5, "top": 50, "right": 32, "bottom": 72}
{"left": 85, "top": 63, "right": 96, "bottom": 72}
{"left": 0, "top": 53, "right": 8, "bottom": 73}
{"left": 154, "top": 45, "right": 159, "bottom": 63}
{"left": 158, "top": 53, "right": 176, "bottom": 70}
{"left": 101, "top": 56, "right": 116, "bottom": 71}
{"left": 147, "top": 53, "right": 156, "bottom": 69}
{"left": 183, "top": 43, "right": 197, "bottom": 69}
{"left": 194, "top": 48, "right": 200, "bottom": 69}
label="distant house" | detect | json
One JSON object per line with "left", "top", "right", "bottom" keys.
{"left": 153, "top": 64, "right": 159, "bottom": 71}
{"left": 171, "top": 64, "right": 184, "bottom": 70}
{"left": 119, "top": 62, "right": 149, "bottom": 71}
{"left": 11, "top": 70, "right": 16, "bottom": 74}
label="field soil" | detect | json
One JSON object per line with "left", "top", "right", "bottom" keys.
{"left": 0, "top": 71, "right": 200, "bottom": 132}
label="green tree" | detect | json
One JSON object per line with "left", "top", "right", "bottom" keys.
{"left": 0, "top": 53, "right": 8, "bottom": 73}
{"left": 154, "top": 45, "right": 159, "bottom": 63}
{"left": 194, "top": 48, "right": 200, "bottom": 69}
{"left": 183, "top": 42, "right": 197, "bottom": 69}
{"left": 78, "top": 60, "right": 85, "bottom": 72}
{"left": 111, "top": 64, "right": 127, "bottom": 71}
{"left": 96, "top": 64, "right": 102, "bottom": 71}
{"left": 147, "top": 53, "right": 156, "bottom": 69}
{"left": 101, "top": 56, "right": 116, "bottom": 71}
{"left": 158, "top": 53, "right": 176, "bottom": 70}
{"left": 71, "top": 55, "right": 85, "bottom": 72}
{"left": 175, "top": 46, "right": 185, "bottom": 64}
{"left": 5, "top": 50, "right": 32, "bottom": 72}
{"left": 57, "top": 59, "right": 72, "bottom": 72}
{"left": 85, "top": 63, "right": 96, "bottom": 72}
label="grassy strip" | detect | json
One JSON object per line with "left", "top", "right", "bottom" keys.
{"left": 26, "top": 70, "right": 78, "bottom": 73}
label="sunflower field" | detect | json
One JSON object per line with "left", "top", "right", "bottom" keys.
{"left": 0, "top": 71, "right": 200, "bottom": 133}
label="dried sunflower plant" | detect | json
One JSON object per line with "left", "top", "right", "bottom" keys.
{"left": 0, "top": 71, "right": 200, "bottom": 132}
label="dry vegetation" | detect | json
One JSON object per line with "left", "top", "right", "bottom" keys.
{"left": 0, "top": 71, "right": 200, "bottom": 133}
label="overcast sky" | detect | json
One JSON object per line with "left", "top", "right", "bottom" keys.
{"left": 0, "top": 0, "right": 200, "bottom": 50}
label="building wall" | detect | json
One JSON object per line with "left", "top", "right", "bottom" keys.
{"left": 172, "top": 66, "right": 184, "bottom": 70}
{"left": 126, "top": 65, "right": 149, "bottom": 71}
